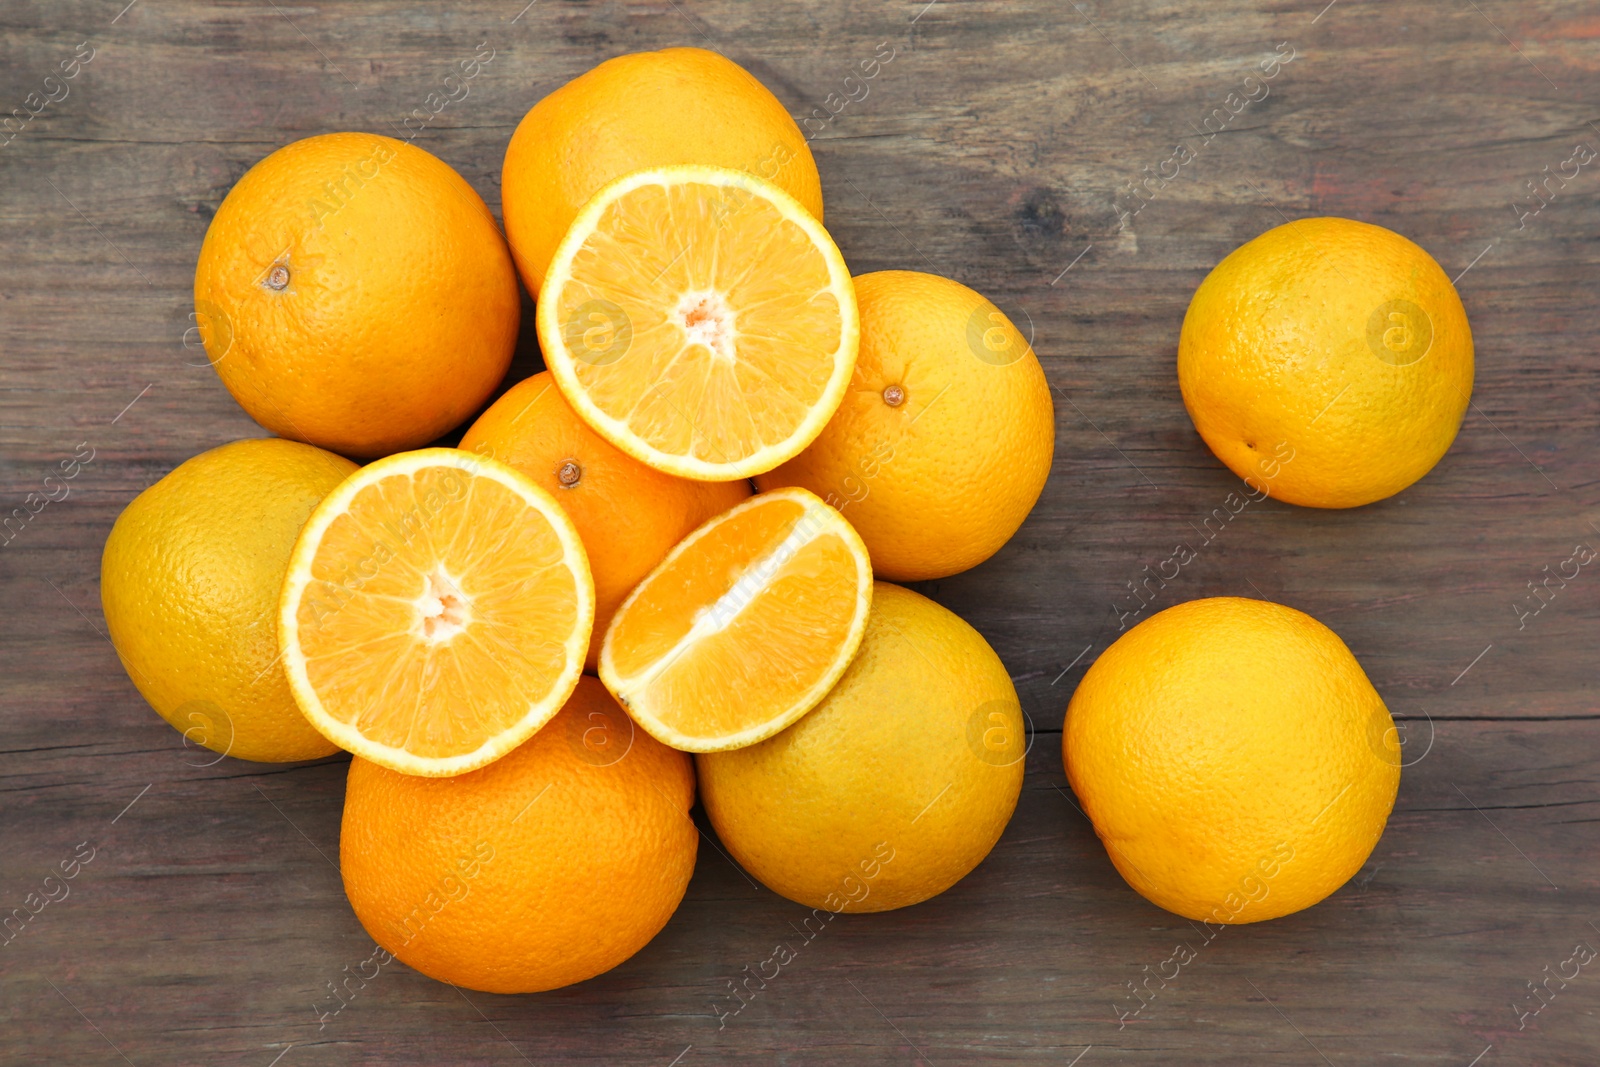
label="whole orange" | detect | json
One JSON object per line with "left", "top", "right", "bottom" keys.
{"left": 697, "top": 583, "right": 1024, "bottom": 912}
{"left": 1178, "top": 217, "right": 1473, "bottom": 508}
{"left": 101, "top": 438, "right": 355, "bottom": 763}
{"left": 756, "top": 271, "right": 1055, "bottom": 581}
{"left": 1064, "top": 597, "right": 1400, "bottom": 924}
{"left": 339, "top": 677, "right": 696, "bottom": 994}
{"left": 194, "top": 132, "right": 520, "bottom": 458}
{"left": 501, "top": 47, "right": 822, "bottom": 295}
{"left": 459, "top": 371, "right": 750, "bottom": 669}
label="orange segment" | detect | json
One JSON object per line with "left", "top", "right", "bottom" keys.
{"left": 599, "top": 488, "right": 872, "bottom": 752}
{"left": 279, "top": 448, "right": 594, "bottom": 776}
{"left": 536, "top": 165, "right": 859, "bottom": 480}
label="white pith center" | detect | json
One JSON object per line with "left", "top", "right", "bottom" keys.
{"left": 675, "top": 289, "right": 737, "bottom": 362}
{"left": 417, "top": 567, "right": 470, "bottom": 642}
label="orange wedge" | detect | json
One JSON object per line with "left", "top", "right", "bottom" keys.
{"left": 279, "top": 448, "right": 593, "bottom": 776}
{"left": 536, "top": 165, "right": 859, "bottom": 481}
{"left": 599, "top": 488, "right": 872, "bottom": 752}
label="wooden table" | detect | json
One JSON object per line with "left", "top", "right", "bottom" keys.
{"left": 3, "top": 1, "right": 1597, "bottom": 1063}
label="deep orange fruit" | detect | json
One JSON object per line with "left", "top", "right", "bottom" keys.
{"left": 756, "top": 270, "right": 1055, "bottom": 581}
{"left": 340, "top": 677, "right": 697, "bottom": 993}
{"left": 501, "top": 47, "right": 822, "bottom": 295}
{"left": 194, "top": 132, "right": 520, "bottom": 458}
{"left": 459, "top": 371, "right": 750, "bottom": 670}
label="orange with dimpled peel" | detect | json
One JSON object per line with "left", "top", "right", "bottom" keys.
{"left": 1064, "top": 596, "right": 1400, "bottom": 923}
{"left": 1178, "top": 217, "right": 1473, "bottom": 508}
{"left": 340, "top": 677, "right": 697, "bottom": 994}
{"left": 193, "top": 132, "right": 520, "bottom": 458}
{"left": 500, "top": 45, "right": 823, "bottom": 295}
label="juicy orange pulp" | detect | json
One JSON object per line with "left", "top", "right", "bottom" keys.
{"left": 280, "top": 449, "right": 593, "bottom": 776}
{"left": 600, "top": 488, "right": 871, "bottom": 751}
{"left": 538, "top": 166, "right": 858, "bottom": 480}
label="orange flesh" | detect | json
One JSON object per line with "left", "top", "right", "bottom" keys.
{"left": 556, "top": 180, "right": 845, "bottom": 467}
{"left": 606, "top": 496, "right": 865, "bottom": 741}
{"left": 294, "top": 467, "right": 582, "bottom": 759}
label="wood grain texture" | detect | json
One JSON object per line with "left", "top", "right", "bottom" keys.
{"left": 2, "top": 0, "right": 1598, "bottom": 1063}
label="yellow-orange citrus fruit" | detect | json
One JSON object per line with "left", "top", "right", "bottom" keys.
{"left": 194, "top": 132, "right": 520, "bottom": 458}
{"left": 537, "top": 165, "right": 858, "bottom": 480}
{"left": 1063, "top": 596, "right": 1400, "bottom": 923}
{"left": 340, "top": 677, "right": 696, "bottom": 994}
{"left": 101, "top": 438, "right": 356, "bottom": 763}
{"left": 756, "top": 271, "right": 1054, "bottom": 581}
{"left": 1178, "top": 217, "right": 1473, "bottom": 508}
{"left": 501, "top": 46, "right": 821, "bottom": 295}
{"left": 459, "top": 371, "right": 750, "bottom": 670}
{"left": 698, "top": 583, "right": 1023, "bottom": 911}
{"left": 600, "top": 488, "right": 872, "bottom": 752}
{"left": 279, "top": 448, "right": 593, "bottom": 777}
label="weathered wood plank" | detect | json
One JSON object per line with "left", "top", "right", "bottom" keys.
{"left": 3, "top": 0, "right": 1599, "bottom": 1063}
{"left": 0, "top": 720, "right": 1596, "bottom": 1064}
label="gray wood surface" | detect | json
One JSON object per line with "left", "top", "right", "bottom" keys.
{"left": 3, "top": 1, "right": 1598, "bottom": 1063}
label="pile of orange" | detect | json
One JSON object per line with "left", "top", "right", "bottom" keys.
{"left": 104, "top": 48, "right": 1052, "bottom": 994}
{"left": 101, "top": 45, "right": 1473, "bottom": 995}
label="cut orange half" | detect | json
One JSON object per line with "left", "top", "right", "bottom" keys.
{"left": 599, "top": 488, "right": 872, "bottom": 752}
{"left": 279, "top": 448, "right": 594, "bottom": 777}
{"left": 536, "top": 165, "right": 859, "bottom": 481}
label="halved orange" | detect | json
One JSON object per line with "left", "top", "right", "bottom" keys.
{"left": 536, "top": 165, "right": 859, "bottom": 481}
{"left": 279, "top": 448, "right": 594, "bottom": 776}
{"left": 598, "top": 488, "right": 872, "bottom": 752}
